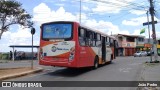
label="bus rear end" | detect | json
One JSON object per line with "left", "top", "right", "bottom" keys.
{"left": 39, "top": 21, "right": 78, "bottom": 67}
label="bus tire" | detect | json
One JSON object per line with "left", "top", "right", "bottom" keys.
{"left": 93, "top": 56, "right": 99, "bottom": 69}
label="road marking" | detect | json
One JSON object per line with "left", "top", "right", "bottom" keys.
{"left": 129, "top": 63, "right": 142, "bottom": 66}
{"left": 119, "top": 68, "right": 132, "bottom": 72}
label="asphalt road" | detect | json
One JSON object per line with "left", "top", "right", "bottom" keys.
{"left": 1, "top": 56, "right": 151, "bottom": 90}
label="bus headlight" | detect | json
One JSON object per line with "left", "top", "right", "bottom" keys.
{"left": 69, "top": 47, "right": 75, "bottom": 61}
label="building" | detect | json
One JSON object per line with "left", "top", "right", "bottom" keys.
{"left": 113, "top": 34, "right": 145, "bottom": 56}
{"left": 145, "top": 38, "right": 160, "bottom": 56}
{"left": 158, "top": 40, "right": 160, "bottom": 55}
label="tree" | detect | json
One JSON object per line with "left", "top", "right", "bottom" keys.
{"left": 0, "top": 0, "right": 33, "bottom": 39}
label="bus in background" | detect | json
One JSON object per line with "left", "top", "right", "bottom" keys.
{"left": 39, "top": 21, "right": 118, "bottom": 69}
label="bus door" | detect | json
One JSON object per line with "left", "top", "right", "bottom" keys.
{"left": 102, "top": 36, "right": 106, "bottom": 62}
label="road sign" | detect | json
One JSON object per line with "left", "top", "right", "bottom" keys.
{"left": 143, "top": 21, "right": 157, "bottom": 26}
{"left": 31, "top": 28, "right": 35, "bottom": 35}
{"left": 151, "top": 34, "right": 156, "bottom": 39}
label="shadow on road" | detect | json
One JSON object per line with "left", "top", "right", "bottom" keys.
{"left": 45, "top": 67, "right": 93, "bottom": 77}
{"left": 43, "top": 62, "right": 114, "bottom": 77}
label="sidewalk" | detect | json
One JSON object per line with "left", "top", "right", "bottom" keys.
{"left": 0, "top": 60, "right": 43, "bottom": 80}
{"left": 142, "top": 62, "right": 160, "bottom": 81}
{"left": 142, "top": 56, "right": 160, "bottom": 81}
{"left": 138, "top": 60, "right": 160, "bottom": 90}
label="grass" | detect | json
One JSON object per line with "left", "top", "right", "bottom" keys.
{"left": 144, "top": 62, "right": 160, "bottom": 67}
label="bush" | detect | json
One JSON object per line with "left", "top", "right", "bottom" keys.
{"left": 0, "top": 53, "right": 2, "bottom": 59}
{"left": 1, "top": 53, "right": 9, "bottom": 60}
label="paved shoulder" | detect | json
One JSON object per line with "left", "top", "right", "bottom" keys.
{"left": 0, "top": 67, "right": 43, "bottom": 80}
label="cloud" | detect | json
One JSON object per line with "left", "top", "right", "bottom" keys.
{"left": 0, "top": 25, "right": 40, "bottom": 52}
{"left": 83, "top": 20, "right": 129, "bottom": 35}
{"left": 2, "top": 26, "right": 38, "bottom": 46}
{"left": 156, "top": 32, "right": 160, "bottom": 38}
{"left": 132, "top": 29, "right": 142, "bottom": 35}
{"left": 92, "top": 0, "right": 134, "bottom": 14}
{"left": 33, "top": 3, "right": 131, "bottom": 35}
{"left": 82, "top": 5, "right": 90, "bottom": 11}
{"left": 92, "top": 2, "right": 121, "bottom": 14}
{"left": 129, "top": 10, "right": 146, "bottom": 15}
{"left": 122, "top": 16, "right": 147, "bottom": 26}
{"left": 33, "top": 3, "right": 78, "bottom": 25}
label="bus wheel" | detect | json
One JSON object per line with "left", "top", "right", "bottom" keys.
{"left": 93, "top": 56, "right": 99, "bottom": 69}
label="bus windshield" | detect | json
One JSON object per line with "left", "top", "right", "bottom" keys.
{"left": 42, "top": 23, "right": 72, "bottom": 39}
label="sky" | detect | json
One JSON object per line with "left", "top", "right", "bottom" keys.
{"left": 0, "top": 0, "right": 160, "bottom": 52}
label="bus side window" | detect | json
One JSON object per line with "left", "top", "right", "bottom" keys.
{"left": 97, "top": 34, "right": 101, "bottom": 41}
{"left": 89, "top": 31, "right": 94, "bottom": 46}
{"left": 96, "top": 34, "right": 101, "bottom": 47}
{"left": 106, "top": 37, "right": 109, "bottom": 42}
{"left": 94, "top": 33, "right": 97, "bottom": 46}
{"left": 78, "top": 27, "right": 85, "bottom": 46}
{"left": 106, "top": 42, "right": 110, "bottom": 46}
{"left": 85, "top": 30, "right": 90, "bottom": 46}
{"left": 79, "top": 28, "right": 85, "bottom": 37}
{"left": 110, "top": 38, "right": 114, "bottom": 47}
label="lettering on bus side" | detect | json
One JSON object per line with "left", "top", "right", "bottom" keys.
{"left": 51, "top": 46, "right": 69, "bottom": 52}
{"left": 61, "top": 42, "right": 69, "bottom": 45}
{"left": 80, "top": 47, "right": 86, "bottom": 54}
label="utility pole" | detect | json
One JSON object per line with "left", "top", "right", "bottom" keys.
{"left": 149, "top": 0, "right": 158, "bottom": 62}
{"left": 146, "top": 11, "right": 152, "bottom": 62}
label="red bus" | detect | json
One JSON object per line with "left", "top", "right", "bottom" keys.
{"left": 39, "top": 21, "right": 118, "bottom": 68}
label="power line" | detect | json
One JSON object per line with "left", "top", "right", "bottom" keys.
{"left": 110, "top": 12, "right": 131, "bottom": 22}
{"left": 75, "top": 0, "right": 149, "bottom": 22}
{"left": 90, "top": 0, "right": 148, "bottom": 11}
{"left": 116, "top": 0, "right": 149, "bottom": 9}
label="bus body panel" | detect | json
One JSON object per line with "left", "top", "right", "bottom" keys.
{"left": 39, "top": 21, "right": 116, "bottom": 68}
{"left": 39, "top": 41, "right": 77, "bottom": 67}
{"left": 77, "top": 47, "right": 95, "bottom": 67}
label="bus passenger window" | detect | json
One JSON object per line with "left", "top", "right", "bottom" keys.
{"left": 106, "top": 37, "right": 108, "bottom": 42}
{"left": 110, "top": 39, "right": 114, "bottom": 47}
{"left": 86, "top": 30, "right": 91, "bottom": 38}
{"left": 96, "top": 41, "right": 101, "bottom": 47}
{"left": 85, "top": 39, "right": 89, "bottom": 46}
{"left": 78, "top": 27, "right": 86, "bottom": 46}
{"left": 79, "top": 28, "right": 85, "bottom": 37}
{"left": 79, "top": 37, "right": 85, "bottom": 46}
{"left": 97, "top": 34, "right": 101, "bottom": 41}
{"left": 106, "top": 42, "right": 110, "bottom": 46}
{"left": 94, "top": 33, "right": 97, "bottom": 39}
{"left": 92, "top": 40, "right": 96, "bottom": 46}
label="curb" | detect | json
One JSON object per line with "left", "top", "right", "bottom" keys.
{"left": 0, "top": 67, "right": 43, "bottom": 80}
